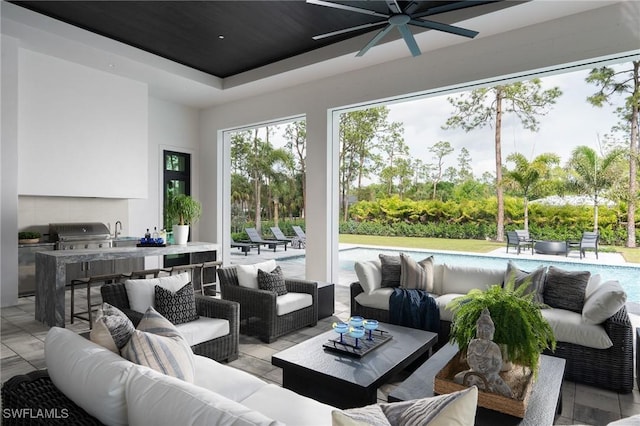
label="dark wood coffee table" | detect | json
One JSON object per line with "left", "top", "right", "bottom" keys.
{"left": 272, "top": 323, "right": 437, "bottom": 409}
{"left": 388, "top": 344, "right": 565, "bottom": 426}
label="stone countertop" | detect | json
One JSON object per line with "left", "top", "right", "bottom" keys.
{"left": 36, "top": 241, "right": 219, "bottom": 260}
{"left": 18, "top": 242, "right": 55, "bottom": 249}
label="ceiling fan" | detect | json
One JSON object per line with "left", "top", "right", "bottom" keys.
{"left": 308, "top": 0, "right": 487, "bottom": 57}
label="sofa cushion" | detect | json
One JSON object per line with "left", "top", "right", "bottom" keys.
{"left": 332, "top": 405, "right": 390, "bottom": 425}
{"left": 45, "top": 327, "right": 135, "bottom": 426}
{"left": 400, "top": 254, "right": 434, "bottom": 292}
{"left": 154, "top": 282, "right": 200, "bottom": 325}
{"left": 442, "top": 264, "right": 504, "bottom": 295}
{"left": 543, "top": 266, "right": 590, "bottom": 313}
{"left": 354, "top": 288, "right": 395, "bottom": 311}
{"left": 241, "top": 383, "right": 334, "bottom": 426}
{"left": 276, "top": 292, "right": 313, "bottom": 316}
{"left": 434, "top": 294, "right": 465, "bottom": 322}
{"left": 121, "top": 306, "right": 196, "bottom": 382}
{"left": 258, "top": 265, "right": 288, "bottom": 296}
{"left": 126, "top": 364, "right": 282, "bottom": 426}
{"left": 176, "top": 316, "right": 230, "bottom": 347}
{"left": 504, "top": 261, "right": 546, "bottom": 304}
{"left": 355, "top": 259, "right": 382, "bottom": 295}
{"left": 90, "top": 302, "right": 135, "bottom": 353}
{"left": 237, "top": 260, "right": 278, "bottom": 289}
{"left": 192, "top": 354, "right": 268, "bottom": 402}
{"left": 582, "top": 280, "right": 627, "bottom": 325}
{"left": 379, "top": 254, "right": 401, "bottom": 288}
{"left": 541, "top": 308, "right": 613, "bottom": 349}
{"left": 125, "top": 272, "right": 190, "bottom": 312}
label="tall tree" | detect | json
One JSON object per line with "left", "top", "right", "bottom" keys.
{"left": 586, "top": 61, "right": 639, "bottom": 247}
{"left": 456, "top": 147, "right": 474, "bottom": 182}
{"left": 429, "top": 140, "right": 454, "bottom": 199}
{"left": 377, "top": 121, "right": 409, "bottom": 196}
{"left": 566, "top": 145, "right": 622, "bottom": 233}
{"left": 444, "top": 80, "right": 562, "bottom": 241}
{"left": 284, "top": 120, "right": 307, "bottom": 218}
{"left": 504, "top": 152, "right": 560, "bottom": 231}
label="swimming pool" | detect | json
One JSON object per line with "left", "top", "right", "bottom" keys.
{"left": 285, "top": 246, "right": 640, "bottom": 303}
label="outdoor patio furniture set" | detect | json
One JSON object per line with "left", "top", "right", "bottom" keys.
{"left": 506, "top": 230, "right": 600, "bottom": 258}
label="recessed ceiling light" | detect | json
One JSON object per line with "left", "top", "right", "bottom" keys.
{"left": 218, "top": 35, "right": 225, "bottom": 40}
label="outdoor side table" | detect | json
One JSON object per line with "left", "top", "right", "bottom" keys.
{"left": 317, "top": 281, "right": 335, "bottom": 319}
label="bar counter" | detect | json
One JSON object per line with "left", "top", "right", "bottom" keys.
{"left": 35, "top": 242, "right": 219, "bottom": 327}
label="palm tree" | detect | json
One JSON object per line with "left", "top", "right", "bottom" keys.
{"left": 504, "top": 152, "right": 560, "bottom": 231}
{"left": 566, "top": 145, "right": 622, "bottom": 232}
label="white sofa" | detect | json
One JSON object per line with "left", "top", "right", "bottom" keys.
{"left": 350, "top": 257, "right": 633, "bottom": 393}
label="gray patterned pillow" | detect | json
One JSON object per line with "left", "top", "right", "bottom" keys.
{"left": 543, "top": 266, "right": 591, "bottom": 313}
{"left": 400, "top": 253, "right": 434, "bottom": 292}
{"left": 154, "top": 283, "right": 199, "bottom": 325}
{"left": 379, "top": 254, "right": 401, "bottom": 288}
{"left": 257, "top": 265, "right": 288, "bottom": 296}
{"left": 504, "top": 261, "right": 546, "bottom": 304}
{"left": 90, "top": 303, "right": 135, "bottom": 353}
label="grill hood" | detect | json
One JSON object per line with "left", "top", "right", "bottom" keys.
{"left": 49, "top": 222, "right": 111, "bottom": 242}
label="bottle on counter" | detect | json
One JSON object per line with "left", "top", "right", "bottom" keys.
{"left": 144, "top": 228, "right": 151, "bottom": 239}
{"left": 152, "top": 227, "right": 159, "bottom": 239}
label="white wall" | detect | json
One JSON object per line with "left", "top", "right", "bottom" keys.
{"left": 18, "top": 49, "right": 148, "bottom": 198}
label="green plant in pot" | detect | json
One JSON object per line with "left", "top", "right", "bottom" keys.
{"left": 166, "top": 194, "right": 201, "bottom": 245}
{"left": 18, "top": 231, "right": 41, "bottom": 243}
{"left": 447, "top": 278, "right": 556, "bottom": 376}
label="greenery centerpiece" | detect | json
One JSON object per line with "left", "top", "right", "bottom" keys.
{"left": 447, "top": 278, "right": 555, "bottom": 376}
{"left": 166, "top": 194, "right": 202, "bottom": 244}
{"left": 18, "top": 231, "right": 41, "bottom": 243}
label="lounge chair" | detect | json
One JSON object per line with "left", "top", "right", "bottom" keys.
{"left": 245, "top": 227, "right": 287, "bottom": 252}
{"left": 270, "top": 226, "right": 294, "bottom": 246}
{"left": 580, "top": 231, "right": 599, "bottom": 259}
{"left": 506, "top": 230, "right": 533, "bottom": 255}
{"left": 231, "top": 237, "right": 260, "bottom": 255}
{"left": 291, "top": 225, "right": 306, "bottom": 249}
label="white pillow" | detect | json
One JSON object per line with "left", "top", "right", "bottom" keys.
{"left": 45, "top": 327, "right": 135, "bottom": 426}
{"left": 582, "top": 280, "right": 627, "bottom": 325}
{"left": 354, "top": 259, "right": 382, "bottom": 295}
{"left": 126, "top": 365, "right": 280, "bottom": 426}
{"left": 236, "top": 260, "right": 277, "bottom": 289}
{"left": 125, "top": 272, "right": 190, "bottom": 312}
{"left": 585, "top": 274, "right": 602, "bottom": 297}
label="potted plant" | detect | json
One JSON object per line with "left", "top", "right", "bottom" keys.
{"left": 166, "top": 194, "right": 201, "bottom": 245}
{"left": 447, "top": 278, "right": 555, "bottom": 376}
{"left": 18, "top": 231, "right": 41, "bottom": 244}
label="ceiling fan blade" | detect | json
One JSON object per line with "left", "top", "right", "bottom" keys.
{"left": 386, "top": 0, "right": 402, "bottom": 14}
{"left": 312, "top": 21, "right": 387, "bottom": 40}
{"left": 409, "top": 19, "right": 479, "bottom": 38}
{"left": 404, "top": 1, "right": 420, "bottom": 15}
{"left": 415, "top": 1, "right": 497, "bottom": 18}
{"left": 306, "top": 0, "right": 389, "bottom": 18}
{"left": 397, "top": 24, "right": 421, "bottom": 57}
{"left": 356, "top": 24, "right": 393, "bottom": 57}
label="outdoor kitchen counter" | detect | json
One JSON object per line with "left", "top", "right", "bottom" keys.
{"left": 35, "top": 242, "right": 219, "bottom": 327}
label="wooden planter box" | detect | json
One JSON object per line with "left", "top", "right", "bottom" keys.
{"left": 434, "top": 351, "right": 535, "bottom": 418}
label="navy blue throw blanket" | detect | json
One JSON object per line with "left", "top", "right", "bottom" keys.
{"left": 389, "top": 288, "right": 440, "bottom": 333}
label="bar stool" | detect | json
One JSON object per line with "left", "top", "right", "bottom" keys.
{"left": 170, "top": 263, "right": 204, "bottom": 293}
{"left": 127, "top": 268, "right": 172, "bottom": 279}
{"left": 69, "top": 273, "right": 126, "bottom": 328}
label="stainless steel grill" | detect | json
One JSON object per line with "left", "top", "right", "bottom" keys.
{"left": 49, "top": 222, "right": 112, "bottom": 250}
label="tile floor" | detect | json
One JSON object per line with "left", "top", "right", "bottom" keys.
{"left": 2, "top": 247, "right": 639, "bottom": 425}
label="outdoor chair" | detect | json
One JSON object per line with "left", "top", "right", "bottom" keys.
{"left": 291, "top": 225, "right": 307, "bottom": 248}
{"left": 270, "top": 226, "right": 295, "bottom": 247}
{"left": 100, "top": 281, "right": 239, "bottom": 362}
{"left": 230, "top": 236, "right": 261, "bottom": 256}
{"left": 217, "top": 265, "right": 317, "bottom": 343}
{"left": 245, "top": 227, "right": 287, "bottom": 252}
{"left": 580, "top": 231, "right": 599, "bottom": 259}
{"left": 506, "top": 230, "right": 534, "bottom": 254}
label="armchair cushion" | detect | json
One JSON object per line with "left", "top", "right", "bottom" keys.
{"left": 154, "top": 282, "right": 200, "bottom": 325}
{"left": 125, "top": 272, "right": 190, "bottom": 312}
{"left": 176, "top": 316, "right": 230, "bottom": 346}
{"left": 276, "top": 292, "right": 313, "bottom": 316}
{"left": 237, "top": 260, "right": 277, "bottom": 289}
{"left": 258, "top": 265, "right": 288, "bottom": 296}
{"left": 541, "top": 308, "right": 612, "bottom": 349}
{"left": 90, "top": 303, "right": 135, "bottom": 353}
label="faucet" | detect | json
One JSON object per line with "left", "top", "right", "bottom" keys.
{"left": 114, "top": 221, "right": 122, "bottom": 239}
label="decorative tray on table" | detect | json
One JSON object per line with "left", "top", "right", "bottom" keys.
{"left": 136, "top": 238, "right": 166, "bottom": 247}
{"left": 322, "top": 329, "right": 392, "bottom": 358}
{"left": 136, "top": 243, "right": 167, "bottom": 247}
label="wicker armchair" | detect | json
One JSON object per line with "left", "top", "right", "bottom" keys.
{"left": 217, "top": 266, "right": 318, "bottom": 343}
{"left": 100, "top": 282, "right": 239, "bottom": 362}
{"left": 1, "top": 370, "right": 102, "bottom": 425}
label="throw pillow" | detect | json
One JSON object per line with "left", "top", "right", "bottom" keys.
{"left": 354, "top": 259, "right": 382, "bottom": 295}
{"left": 379, "top": 254, "right": 401, "bottom": 288}
{"left": 154, "top": 282, "right": 199, "bottom": 325}
{"left": 504, "top": 261, "right": 546, "bottom": 304}
{"left": 400, "top": 253, "right": 434, "bottom": 292}
{"left": 121, "top": 306, "right": 195, "bottom": 383}
{"left": 582, "top": 280, "right": 627, "bottom": 325}
{"left": 90, "top": 303, "right": 135, "bottom": 353}
{"left": 332, "top": 405, "right": 391, "bottom": 426}
{"left": 381, "top": 386, "right": 478, "bottom": 426}
{"left": 543, "top": 266, "right": 591, "bottom": 313}
{"left": 236, "top": 259, "right": 277, "bottom": 289}
{"left": 125, "top": 272, "right": 191, "bottom": 313}
{"left": 257, "top": 265, "right": 288, "bottom": 296}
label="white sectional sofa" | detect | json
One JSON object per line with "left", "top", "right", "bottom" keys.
{"left": 350, "top": 256, "right": 633, "bottom": 393}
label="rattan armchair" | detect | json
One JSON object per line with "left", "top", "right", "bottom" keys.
{"left": 100, "top": 282, "right": 239, "bottom": 362}
{"left": 217, "top": 266, "right": 318, "bottom": 343}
